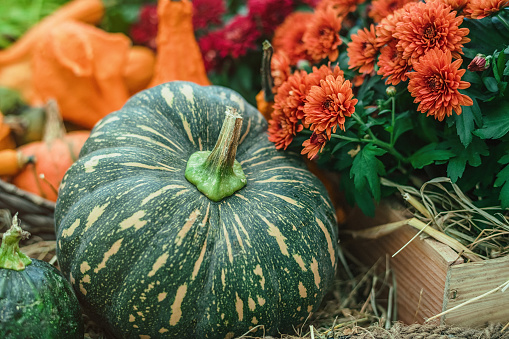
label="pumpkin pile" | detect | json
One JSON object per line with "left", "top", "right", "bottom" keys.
{"left": 0, "top": 0, "right": 211, "bottom": 202}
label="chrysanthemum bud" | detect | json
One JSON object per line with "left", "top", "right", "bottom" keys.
{"left": 468, "top": 54, "right": 489, "bottom": 72}
{"left": 386, "top": 86, "right": 397, "bottom": 97}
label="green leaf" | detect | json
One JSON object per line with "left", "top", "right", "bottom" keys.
{"left": 494, "top": 155, "right": 509, "bottom": 208}
{"left": 408, "top": 143, "right": 455, "bottom": 169}
{"left": 340, "top": 173, "right": 376, "bottom": 217}
{"left": 473, "top": 99, "right": 509, "bottom": 139}
{"left": 483, "top": 77, "right": 499, "bottom": 92}
{"left": 454, "top": 105, "right": 474, "bottom": 147}
{"left": 494, "top": 50, "right": 506, "bottom": 82}
{"left": 350, "top": 144, "right": 387, "bottom": 201}
{"left": 392, "top": 111, "right": 413, "bottom": 143}
{"left": 446, "top": 137, "right": 489, "bottom": 182}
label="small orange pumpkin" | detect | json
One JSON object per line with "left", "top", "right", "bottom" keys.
{"left": 11, "top": 100, "right": 89, "bottom": 201}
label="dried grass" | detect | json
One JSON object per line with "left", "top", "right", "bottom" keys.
{"left": 380, "top": 177, "right": 509, "bottom": 259}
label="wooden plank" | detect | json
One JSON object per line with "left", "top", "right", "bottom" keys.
{"left": 442, "top": 255, "right": 509, "bottom": 327}
{"left": 343, "top": 201, "right": 462, "bottom": 324}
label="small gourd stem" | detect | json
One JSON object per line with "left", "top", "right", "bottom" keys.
{"left": 206, "top": 107, "right": 243, "bottom": 174}
{"left": 43, "top": 99, "right": 66, "bottom": 143}
{"left": 0, "top": 213, "right": 32, "bottom": 271}
{"left": 261, "top": 40, "right": 274, "bottom": 102}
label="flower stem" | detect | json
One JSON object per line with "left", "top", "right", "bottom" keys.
{"left": 330, "top": 133, "right": 408, "bottom": 163}
{"left": 390, "top": 96, "right": 396, "bottom": 146}
{"left": 351, "top": 112, "right": 378, "bottom": 141}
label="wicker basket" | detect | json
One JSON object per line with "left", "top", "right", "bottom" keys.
{"left": 0, "top": 179, "right": 55, "bottom": 239}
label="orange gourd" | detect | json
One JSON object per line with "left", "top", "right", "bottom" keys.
{"left": 123, "top": 46, "right": 156, "bottom": 95}
{"left": 0, "top": 0, "right": 104, "bottom": 65}
{"left": 30, "top": 20, "right": 131, "bottom": 129}
{"left": 255, "top": 90, "right": 274, "bottom": 121}
{"left": 0, "top": 0, "right": 105, "bottom": 102}
{"left": 11, "top": 101, "right": 89, "bottom": 202}
{"left": 0, "top": 150, "right": 34, "bottom": 177}
{"left": 148, "top": 0, "right": 210, "bottom": 87}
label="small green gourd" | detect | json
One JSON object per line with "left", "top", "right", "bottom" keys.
{"left": 0, "top": 214, "right": 84, "bottom": 338}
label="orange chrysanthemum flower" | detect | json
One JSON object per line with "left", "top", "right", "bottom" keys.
{"left": 273, "top": 69, "right": 314, "bottom": 122}
{"left": 309, "top": 64, "right": 345, "bottom": 84}
{"left": 317, "top": 0, "right": 367, "bottom": 17}
{"left": 407, "top": 48, "right": 473, "bottom": 121}
{"left": 304, "top": 74, "right": 357, "bottom": 137}
{"left": 268, "top": 109, "right": 304, "bottom": 150}
{"left": 302, "top": 8, "right": 343, "bottom": 62}
{"left": 369, "top": 0, "right": 418, "bottom": 23}
{"left": 271, "top": 50, "right": 292, "bottom": 93}
{"left": 374, "top": 7, "right": 410, "bottom": 48}
{"left": 272, "top": 12, "right": 314, "bottom": 65}
{"left": 428, "top": 0, "right": 469, "bottom": 12}
{"left": 393, "top": 1, "right": 470, "bottom": 62}
{"left": 464, "top": 0, "right": 509, "bottom": 18}
{"left": 347, "top": 24, "right": 378, "bottom": 74}
{"left": 302, "top": 131, "right": 329, "bottom": 159}
{"left": 377, "top": 41, "right": 412, "bottom": 85}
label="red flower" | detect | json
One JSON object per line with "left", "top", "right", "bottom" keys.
{"left": 272, "top": 11, "right": 315, "bottom": 65}
{"left": 302, "top": 7, "right": 343, "bottom": 62}
{"left": 302, "top": 131, "right": 329, "bottom": 159}
{"left": 393, "top": 1, "right": 470, "bottom": 62}
{"left": 468, "top": 54, "right": 489, "bottom": 72}
{"left": 222, "top": 15, "right": 261, "bottom": 58}
{"left": 464, "top": 0, "right": 509, "bottom": 18}
{"left": 347, "top": 24, "right": 378, "bottom": 74}
{"left": 407, "top": 48, "right": 473, "bottom": 121}
{"left": 304, "top": 74, "right": 357, "bottom": 137}
{"left": 192, "top": 0, "right": 226, "bottom": 30}
{"left": 130, "top": 4, "right": 158, "bottom": 50}
{"left": 199, "top": 14, "right": 261, "bottom": 70}
{"left": 248, "top": 0, "right": 295, "bottom": 34}
{"left": 198, "top": 31, "right": 227, "bottom": 71}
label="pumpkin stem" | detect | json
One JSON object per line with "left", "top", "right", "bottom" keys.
{"left": 42, "top": 99, "right": 66, "bottom": 144}
{"left": 185, "top": 107, "right": 247, "bottom": 201}
{"left": 0, "top": 213, "right": 32, "bottom": 271}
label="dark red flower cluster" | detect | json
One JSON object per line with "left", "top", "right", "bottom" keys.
{"left": 129, "top": 4, "right": 158, "bottom": 50}
{"left": 248, "top": 0, "right": 296, "bottom": 34}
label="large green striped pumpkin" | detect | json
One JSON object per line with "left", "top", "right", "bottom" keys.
{"left": 55, "top": 81, "right": 338, "bottom": 338}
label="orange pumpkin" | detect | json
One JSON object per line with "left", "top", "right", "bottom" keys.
{"left": 11, "top": 101, "right": 89, "bottom": 201}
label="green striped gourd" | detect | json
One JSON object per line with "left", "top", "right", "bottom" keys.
{"left": 0, "top": 214, "right": 84, "bottom": 338}
{"left": 55, "top": 81, "right": 338, "bottom": 338}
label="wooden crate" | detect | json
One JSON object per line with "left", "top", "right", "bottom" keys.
{"left": 342, "top": 200, "right": 509, "bottom": 327}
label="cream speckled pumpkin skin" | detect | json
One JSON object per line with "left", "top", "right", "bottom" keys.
{"left": 55, "top": 81, "right": 338, "bottom": 339}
